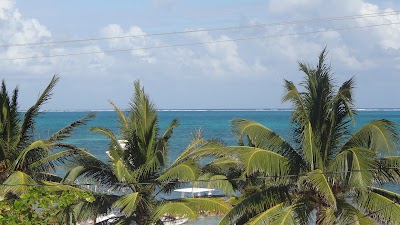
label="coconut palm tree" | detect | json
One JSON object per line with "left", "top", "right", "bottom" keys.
{"left": 219, "top": 48, "right": 400, "bottom": 225}
{"left": 64, "top": 81, "right": 232, "bottom": 225}
{"left": 0, "top": 75, "right": 94, "bottom": 197}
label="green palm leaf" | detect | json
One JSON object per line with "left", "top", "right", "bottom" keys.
{"left": 48, "top": 113, "right": 95, "bottom": 142}
{"left": 63, "top": 151, "right": 115, "bottom": 185}
{"left": 300, "top": 169, "right": 336, "bottom": 209}
{"left": 91, "top": 127, "right": 125, "bottom": 161}
{"left": 357, "top": 189, "right": 400, "bottom": 224}
{"left": 207, "top": 175, "right": 234, "bottom": 196}
{"left": 170, "top": 130, "right": 207, "bottom": 167}
{"left": 153, "top": 201, "right": 197, "bottom": 221}
{"left": 194, "top": 173, "right": 234, "bottom": 196}
{"left": 153, "top": 198, "right": 230, "bottom": 222}
{"left": 0, "top": 171, "right": 36, "bottom": 196}
{"left": 268, "top": 204, "right": 298, "bottom": 225}
{"left": 113, "top": 159, "right": 134, "bottom": 183}
{"left": 29, "top": 147, "right": 87, "bottom": 170}
{"left": 224, "top": 146, "right": 290, "bottom": 177}
{"left": 245, "top": 202, "right": 285, "bottom": 225}
{"left": 20, "top": 75, "right": 59, "bottom": 147}
{"left": 183, "top": 197, "right": 231, "bottom": 214}
{"left": 329, "top": 147, "right": 377, "bottom": 190}
{"left": 11, "top": 140, "right": 51, "bottom": 171}
{"left": 334, "top": 199, "right": 377, "bottom": 225}
{"left": 109, "top": 100, "right": 129, "bottom": 132}
{"left": 158, "top": 160, "right": 201, "bottom": 182}
{"left": 219, "top": 186, "right": 289, "bottom": 225}
{"left": 302, "top": 121, "right": 322, "bottom": 170}
{"left": 112, "top": 192, "right": 141, "bottom": 217}
{"left": 344, "top": 120, "right": 398, "bottom": 154}
{"left": 231, "top": 118, "right": 303, "bottom": 168}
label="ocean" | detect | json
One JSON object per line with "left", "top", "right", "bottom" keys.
{"left": 34, "top": 109, "right": 400, "bottom": 224}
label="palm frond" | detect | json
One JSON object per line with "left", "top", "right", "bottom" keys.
{"left": 379, "top": 156, "right": 400, "bottom": 182}
{"left": 20, "top": 75, "right": 59, "bottom": 147}
{"left": 29, "top": 147, "right": 87, "bottom": 170}
{"left": 112, "top": 192, "right": 141, "bottom": 217}
{"left": 268, "top": 204, "right": 299, "bottom": 225}
{"left": 175, "top": 141, "right": 226, "bottom": 165}
{"left": 155, "top": 118, "right": 179, "bottom": 166}
{"left": 316, "top": 206, "right": 336, "bottom": 225}
{"left": 153, "top": 201, "right": 198, "bottom": 221}
{"left": 356, "top": 189, "right": 400, "bottom": 224}
{"left": 344, "top": 120, "right": 398, "bottom": 154}
{"left": 74, "top": 193, "right": 118, "bottom": 223}
{"left": 48, "top": 112, "right": 95, "bottom": 143}
{"left": 323, "top": 77, "right": 355, "bottom": 162}
{"left": 334, "top": 199, "right": 377, "bottom": 225}
{"left": 130, "top": 80, "right": 158, "bottom": 154}
{"left": 183, "top": 197, "right": 231, "bottom": 214}
{"left": 223, "top": 146, "right": 291, "bottom": 177}
{"left": 112, "top": 159, "right": 134, "bottom": 183}
{"left": 40, "top": 181, "right": 87, "bottom": 193}
{"left": 282, "top": 80, "right": 306, "bottom": 121}
{"left": 158, "top": 160, "right": 201, "bottom": 182}
{"left": 11, "top": 140, "right": 51, "bottom": 171}
{"left": 109, "top": 100, "right": 129, "bottom": 132}
{"left": 170, "top": 130, "right": 207, "bottom": 167}
{"left": 91, "top": 126, "right": 125, "bottom": 161}
{"left": 244, "top": 202, "right": 285, "bottom": 225}
{"left": 63, "top": 151, "right": 115, "bottom": 185}
{"left": 302, "top": 121, "right": 323, "bottom": 170}
{"left": 219, "top": 186, "right": 289, "bottom": 225}
{"left": 231, "top": 118, "right": 304, "bottom": 170}
{"left": 329, "top": 147, "right": 377, "bottom": 190}
{"left": 194, "top": 173, "right": 235, "bottom": 196}
{"left": 0, "top": 171, "right": 36, "bottom": 196}
{"left": 300, "top": 169, "right": 336, "bottom": 209}
{"left": 207, "top": 175, "right": 235, "bottom": 196}
{"left": 154, "top": 197, "right": 231, "bottom": 222}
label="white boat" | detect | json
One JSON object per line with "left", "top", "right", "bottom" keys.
{"left": 161, "top": 215, "right": 189, "bottom": 225}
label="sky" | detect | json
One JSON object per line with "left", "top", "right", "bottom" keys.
{"left": 1, "top": 0, "right": 400, "bottom": 110}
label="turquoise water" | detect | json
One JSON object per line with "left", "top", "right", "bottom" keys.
{"left": 34, "top": 110, "right": 400, "bottom": 224}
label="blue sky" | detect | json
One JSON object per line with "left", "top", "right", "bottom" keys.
{"left": 1, "top": 0, "right": 400, "bottom": 110}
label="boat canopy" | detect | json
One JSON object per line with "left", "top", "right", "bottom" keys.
{"left": 174, "top": 188, "right": 214, "bottom": 198}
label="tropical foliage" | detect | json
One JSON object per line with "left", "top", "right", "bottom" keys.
{"left": 0, "top": 75, "right": 95, "bottom": 222}
{"left": 64, "top": 81, "right": 233, "bottom": 225}
{"left": 218, "top": 49, "right": 400, "bottom": 225}
{"left": 0, "top": 187, "right": 94, "bottom": 225}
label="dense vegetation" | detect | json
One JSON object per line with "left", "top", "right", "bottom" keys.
{"left": 1, "top": 49, "right": 400, "bottom": 224}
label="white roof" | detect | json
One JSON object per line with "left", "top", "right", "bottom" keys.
{"left": 174, "top": 188, "right": 214, "bottom": 193}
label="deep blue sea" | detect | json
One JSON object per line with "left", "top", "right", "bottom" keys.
{"left": 34, "top": 109, "right": 400, "bottom": 225}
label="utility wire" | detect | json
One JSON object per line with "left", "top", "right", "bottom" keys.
{"left": 1, "top": 166, "right": 398, "bottom": 186}
{"left": 1, "top": 10, "right": 399, "bottom": 48}
{"left": 1, "top": 20, "right": 399, "bottom": 61}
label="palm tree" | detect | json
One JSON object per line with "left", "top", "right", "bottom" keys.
{"left": 65, "top": 81, "right": 232, "bottom": 225}
{"left": 0, "top": 75, "right": 94, "bottom": 197}
{"left": 219, "top": 48, "right": 400, "bottom": 224}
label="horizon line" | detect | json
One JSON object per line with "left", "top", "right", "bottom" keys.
{"left": 20, "top": 107, "right": 400, "bottom": 112}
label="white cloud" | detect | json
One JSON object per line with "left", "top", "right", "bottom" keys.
{"left": 101, "top": 24, "right": 156, "bottom": 64}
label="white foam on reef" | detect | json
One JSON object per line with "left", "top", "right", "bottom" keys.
{"left": 356, "top": 108, "right": 400, "bottom": 111}
{"left": 26, "top": 108, "right": 400, "bottom": 113}
{"left": 158, "top": 109, "right": 293, "bottom": 112}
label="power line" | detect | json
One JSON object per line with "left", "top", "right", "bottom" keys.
{"left": 1, "top": 10, "right": 399, "bottom": 48}
{"left": 1, "top": 166, "right": 398, "bottom": 186}
{"left": 1, "top": 20, "right": 399, "bottom": 61}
